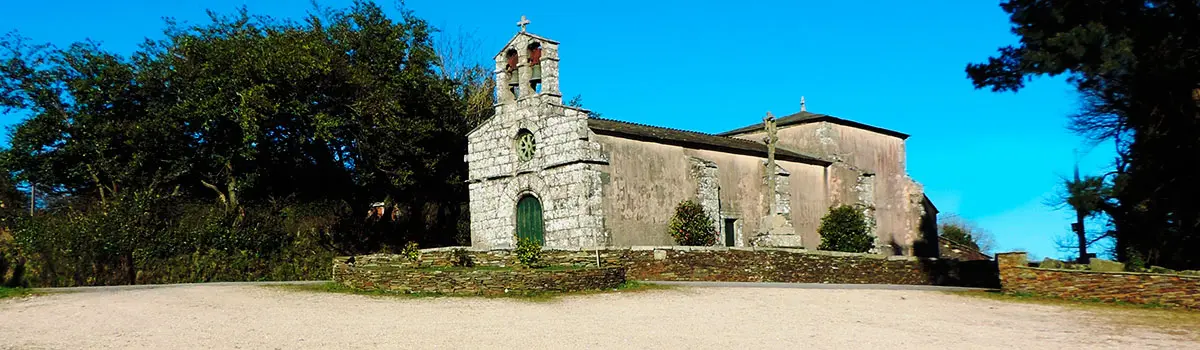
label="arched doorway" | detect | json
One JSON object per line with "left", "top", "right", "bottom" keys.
{"left": 515, "top": 194, "right": 544, "bottom": 245}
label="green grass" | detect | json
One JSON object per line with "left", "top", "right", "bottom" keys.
{"left": 0, "top": 287, "right": 39, "bottom": 299}
{"left": 950, "top": 290, "right": 1200, "bottom": 339}
{"left": 271, "top": 280, "right": 671, "bottom": 302}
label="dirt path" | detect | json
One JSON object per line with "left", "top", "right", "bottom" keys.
{"left": 1, "top": 285, "right": 1195, "bottom": 349}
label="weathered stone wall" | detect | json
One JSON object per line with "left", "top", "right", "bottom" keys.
{"left": 593, "top": 134, "right": 828, "bottom": 247}
{"left": 689, "top": 157, "right": 722, "bottom": 243}
{"left": 468, "top": 30, "right": 611, "bottom": 249}
{"left": 736, "top": 121, "right": 926, "bottom": 255}
{"left": 466, "top": 95, "right": 609, "bottom": 249}
{"left": 332, "top": 262, "right": 625, "bottom": 295}
{"left": 997, "top": 252, "right": 1200, "bottom": 309}
{"left": 338, "top": 247, "right": 998, "bottom": 288}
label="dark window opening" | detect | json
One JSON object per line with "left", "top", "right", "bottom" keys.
{"left": 724, "top": 218, "right": 737, "bottom": 247}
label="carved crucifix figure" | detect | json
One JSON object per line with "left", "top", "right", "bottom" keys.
{"left": 763, "top": 111, "right": 779, "bottom": 214}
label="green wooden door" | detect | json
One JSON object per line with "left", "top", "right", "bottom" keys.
{"left": 516, "top": 195, "right": 544, "bottom": 245}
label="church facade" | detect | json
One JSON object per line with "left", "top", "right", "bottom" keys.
{"left": 466, "top": 26, "right": 938, "bottom": 256}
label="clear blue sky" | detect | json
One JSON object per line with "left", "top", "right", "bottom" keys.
{"left": 1, "top": 0, "right": 1115, "bottom": 259}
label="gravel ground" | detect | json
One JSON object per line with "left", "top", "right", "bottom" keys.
{"left": 1, "top": 284, "right": 1196, "bottom": 349}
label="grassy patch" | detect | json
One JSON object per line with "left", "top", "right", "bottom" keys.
{"left": 271, "top": 280, "right": 671, "bottom": 302}
{"left": 0, "top": 287, "right": 39, "bottom": 299}
{"left": 950, "top": 290, "right": 1200, "bottom": 339}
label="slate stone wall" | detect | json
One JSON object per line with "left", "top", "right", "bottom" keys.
{"left": 997, "top": 252, "right": 1200, "bottom": 309}
{"left": 332, "top": 265, "right": 625, "bottom": 295}
{"left": 337, "top": 246, "right": 998, "bottom": 288}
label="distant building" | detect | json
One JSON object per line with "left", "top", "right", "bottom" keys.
{"left": 939, "top": 236, "right": 992, "bottom": 261}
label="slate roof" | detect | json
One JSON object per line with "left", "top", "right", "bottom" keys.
{"left": 587, "top": 118, "right": 831, "bottom": 166}
{"left": 717, "top": 111, "right": 909, "bottom": 139}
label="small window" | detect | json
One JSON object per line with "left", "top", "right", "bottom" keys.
{"left": 724, "top": 218, "right": 737, "bottom": 247}
{"left": 515, "top": 129, "right": 536, "bottom": 162}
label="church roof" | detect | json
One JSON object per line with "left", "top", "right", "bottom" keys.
{"left": 587, "top": 118, "right": 832, "bottom": 166}
{"left": 717, "top": 111, "right": 910, "bottom": 140}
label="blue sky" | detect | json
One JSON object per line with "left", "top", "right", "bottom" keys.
{"left": 0, "top": 0, "right": 1115, "bottom": 259}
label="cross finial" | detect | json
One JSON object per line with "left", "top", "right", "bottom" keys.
{"left": 517, "top": 15, "right": 531, "bottom": 32}
{"left": 800, "top": 96, "right": 807, "bottom": 112}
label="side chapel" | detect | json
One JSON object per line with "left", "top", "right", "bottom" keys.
{"left": 465, "top": 18, "right": 939, "bottom": 256}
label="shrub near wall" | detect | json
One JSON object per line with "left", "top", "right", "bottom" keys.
{"left": 997, "top": 252, "right": 1200, "bottom": 309}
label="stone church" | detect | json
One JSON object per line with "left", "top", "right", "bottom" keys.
{"left": 466, "top": 21, "right": 939, "bottom": 256}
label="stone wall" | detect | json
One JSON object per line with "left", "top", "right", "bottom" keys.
{"left": 338, "top": 246, "right": 998, "bottom": 288}
{"left": 466, "top": 96, "right": 609, "bottom": 249}
{"left": 735, "top": 121, "right": 925, "bottom": 255}
{"left": 997, "top": 252, "right": 1200, "bottom": 309}
{"left": 593, "top": 134, "right": 828, "bottom": 248}
{"left": 332, "top": 263, "right": 625, "bottom": 295}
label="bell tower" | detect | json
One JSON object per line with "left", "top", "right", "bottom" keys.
{"left": 494, "top": 15, "right": 561, "bottom": 104}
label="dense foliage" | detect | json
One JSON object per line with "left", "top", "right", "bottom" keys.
{"left": 9, "top": 196, "right": 336, "bottom": 287}
{"left": 938, "top": 215, "right": 996, "bottom": 254}
{"left": 0, "top": 1, "right": 493, "bottom": 286}
{"left": 514, "top": 236, "right": 542, "bottom": 268}
{"left": 967, "top": 0, "right": 1200, "bottom": 269}
{"left": 940, "top": 225, "right": 977, "bottom": 251}
{"left": 449, "top": 247, "right": 474, "bottom": 267}
{"left": 817, "top": 205, "right": 874, "bottom": 253}
{"left": 668, "top": 200, "right": 716, "bottom": 246}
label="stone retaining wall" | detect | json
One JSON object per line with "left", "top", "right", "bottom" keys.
{"left": 333, "top": 264, "right": 626, "bottom": 295}
{"left": 997, "top": 252, "right": 1200, "bottom": 309}
{"left": 337, "top": 246, "right": 998, "bottom": 288}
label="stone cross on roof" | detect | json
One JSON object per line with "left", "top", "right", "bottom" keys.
{"left": 517, "top": 15, "right": 530, "bottom": 32}
{"left": 800, "top": 96, "right": 807, "bottom": 112}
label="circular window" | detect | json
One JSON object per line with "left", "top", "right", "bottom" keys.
{"left": 515, "top": 130, "right": 536, "bottom": 162}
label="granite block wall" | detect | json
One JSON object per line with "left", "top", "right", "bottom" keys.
{"left": 997, "top": 252, "right": 1200, "bottom": 309}
{"left": 337, "top": 246, "right": 998, "bottom": 288}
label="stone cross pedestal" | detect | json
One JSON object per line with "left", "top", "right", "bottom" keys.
{"left": 752, "top": 112, "right": 802, "bottom": 248}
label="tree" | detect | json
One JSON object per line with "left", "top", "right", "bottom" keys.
{"left": 967, "top": 0, "right": 1200, "bottom": 269}
{"left": 818, "top": 205, "right": 874, "bottom": 253}
{"left": 0, "top": 1, "right": 493, "bottom": 251}
{"left": 566, "top": 94, "right": 603, "bottom": 118}
{"left": 1047, "top": 170, "right": 1117, "bottom": 262}
{"left": 668, "top": 200, "right": 716, "bottom": 246}
{"left": 938, "top": 215, "right": 996, "bottom": 255}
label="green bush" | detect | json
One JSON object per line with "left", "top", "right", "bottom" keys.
{"left": 1125, "top": 248, "right": 1146, "bottom": 272}
{"left": 450, "top": 248, "right": 474, "bottom": 267}
{"left": 401, "top": 242, "right": 421, "bottom": 262}
{"left": 514, "top": 236, "right": 543, "bottom": 268}
{"left": 8, "top": 193, "right": 336, "bottom": 287}
{"left": 668, "top": 200, "right": 716, "bottom": 246}
{"left": 817, "top": 205, "right": 875, "bottom": 253}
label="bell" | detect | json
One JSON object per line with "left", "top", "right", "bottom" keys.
{"left": 530, "top": 65, "right": 542, "bottom": 81}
